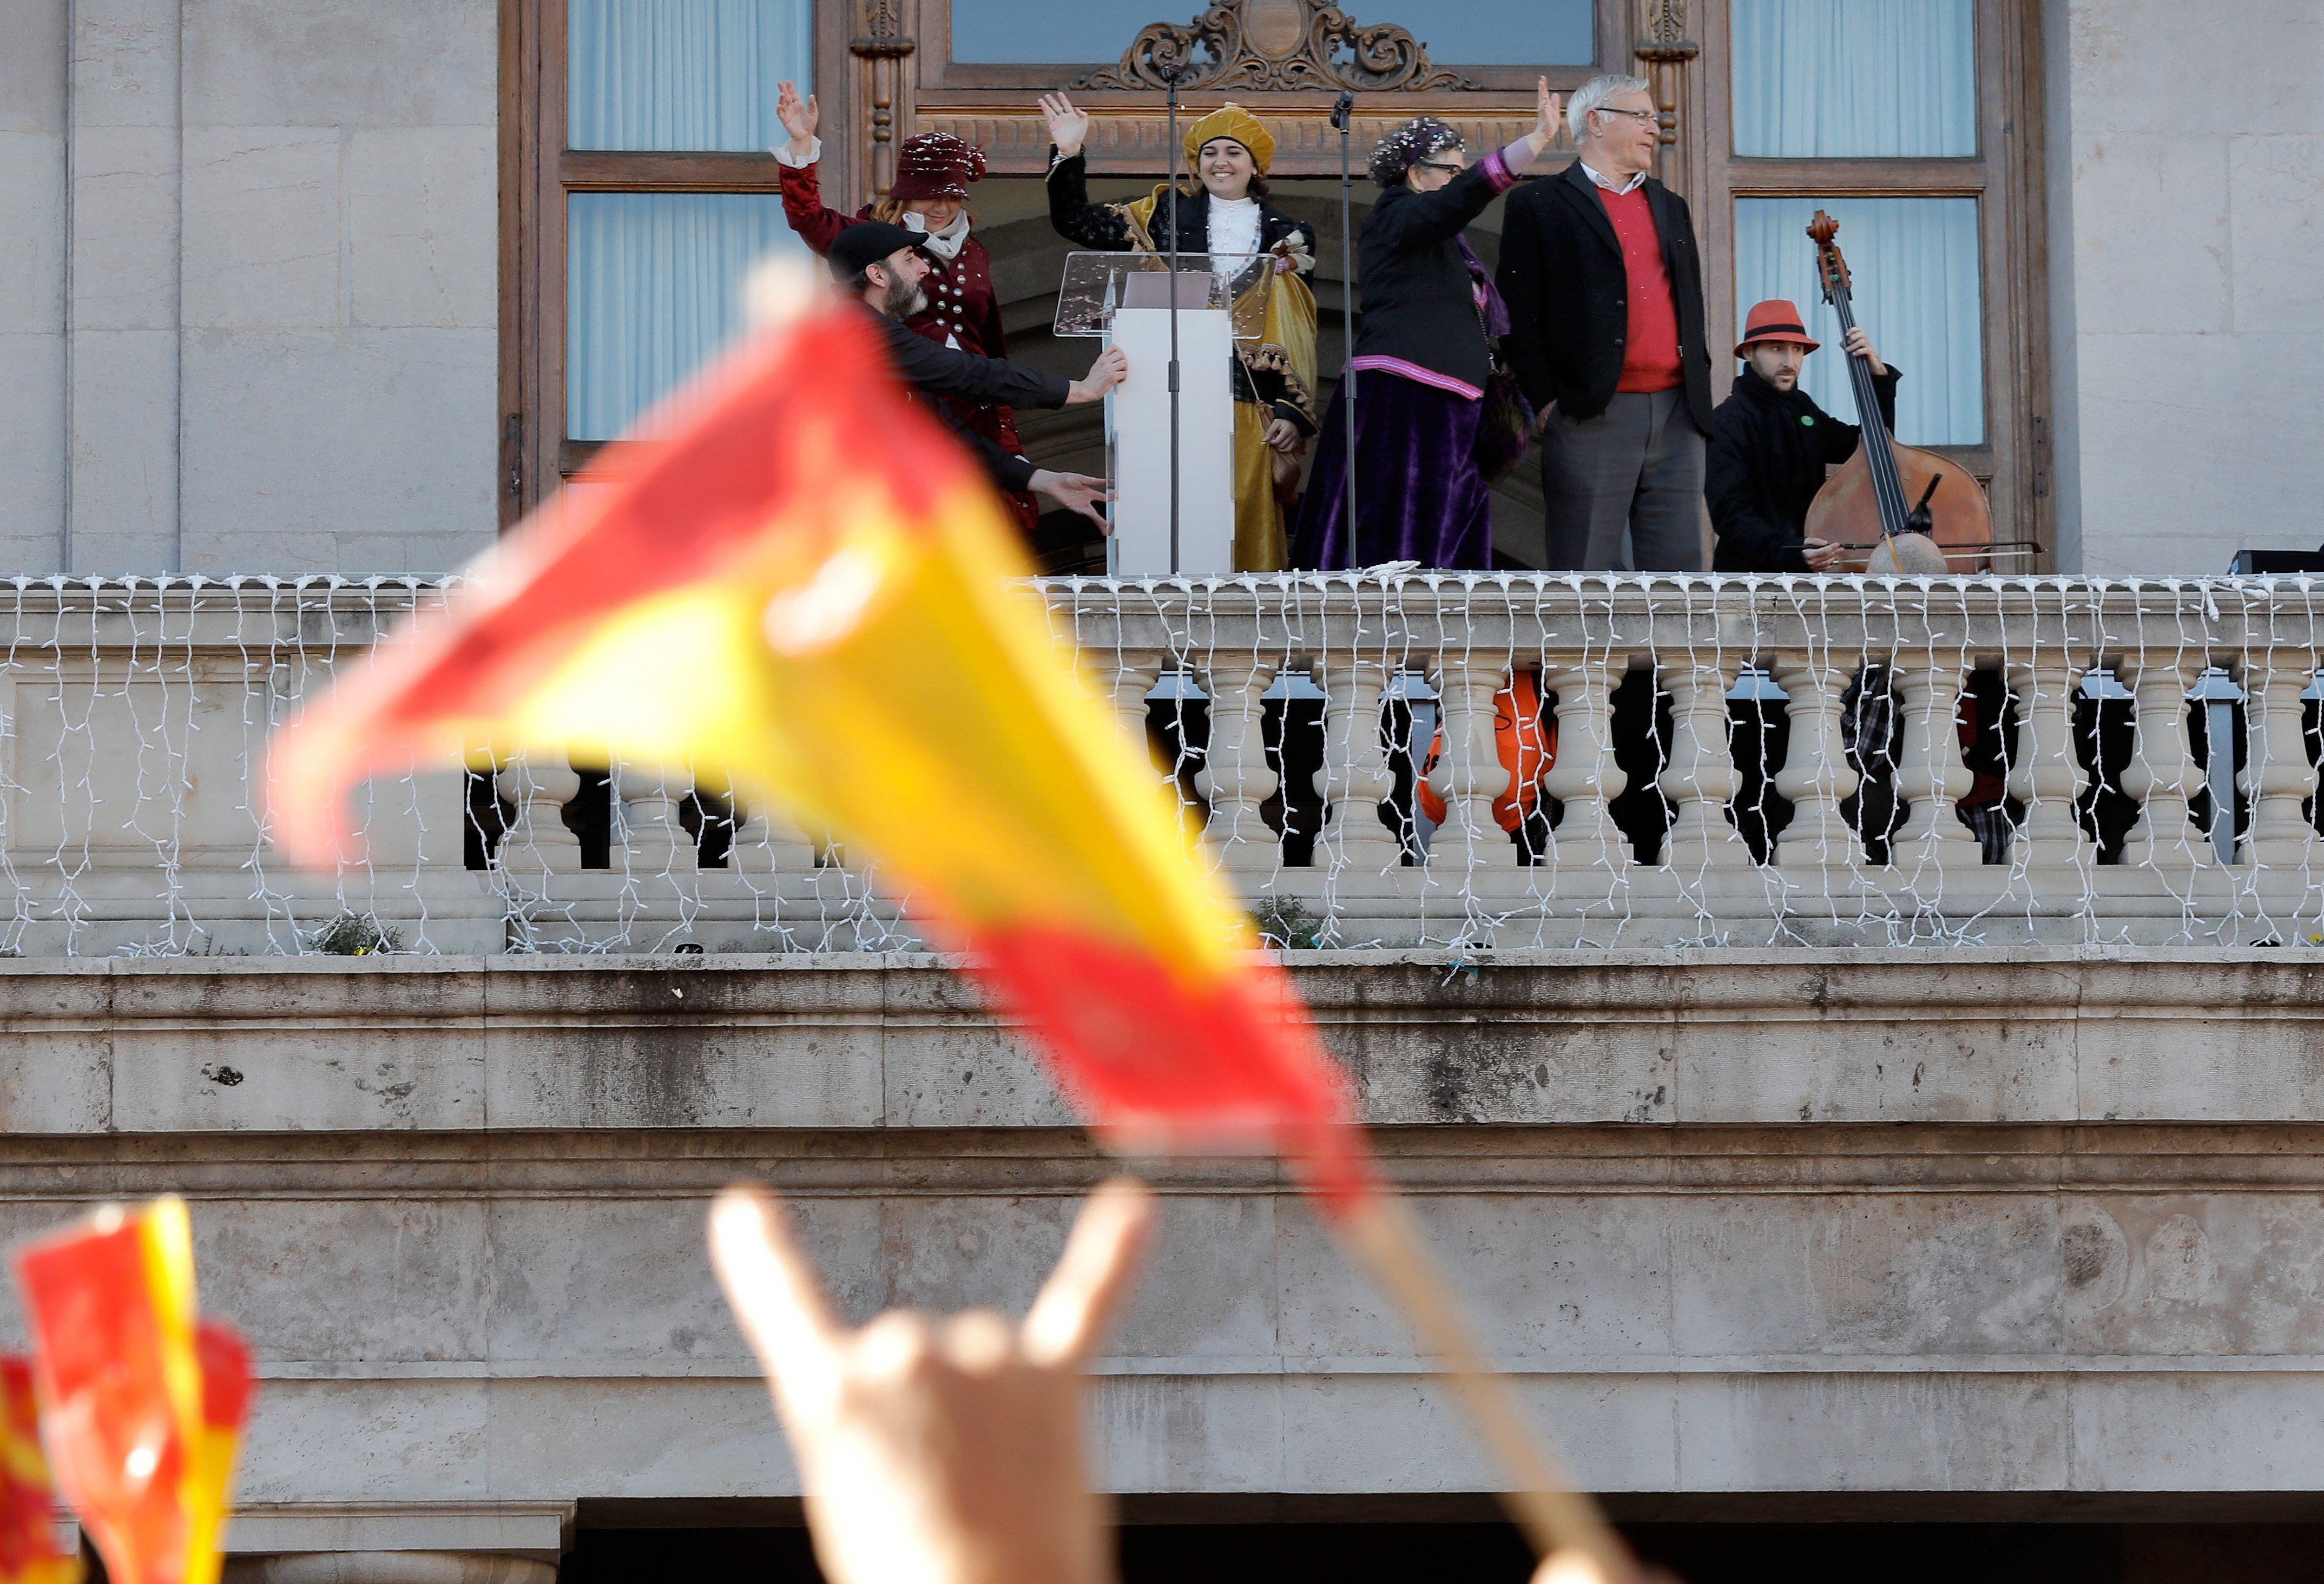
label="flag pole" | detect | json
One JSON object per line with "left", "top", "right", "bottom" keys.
{"left": 1338, "top": 1186, "right": 1638, "bottom": 1581}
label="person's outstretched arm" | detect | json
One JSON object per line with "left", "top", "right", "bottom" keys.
{"left": 772, "top": 81, "right": 852, "bottom": 258}
{"left": 710, "top": 1178, "right": 1158, "bottom": 1584}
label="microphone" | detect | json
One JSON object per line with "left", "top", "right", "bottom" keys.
{"left": 1331, "top": 91, "right": 1354, "bottom": 131}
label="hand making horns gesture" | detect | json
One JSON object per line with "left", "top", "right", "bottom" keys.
{"left": 710, "top": 1178, "right": 1158, "bottom": 1584}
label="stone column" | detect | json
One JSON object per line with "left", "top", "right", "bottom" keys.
{"left": 1107, "top": 652, "right": 1165, "bottom": 774}
{"left": 1540, "top": 656, "right": 1628, "bottom": 867}
{"left": 493, "top": 756, "right": 583, "bottom": 875}
{"left": 2120, "top": 653, "right": 2204, "bottom": 868}
{"left": 1658, "top": 659, "right": 1746, "bottom": 870}
{"left": 1195, "top": 654, "right": 1280, "bottom": 874}
{"left": 614, "top": 763, "right": 700, "bottom": 877}
{"left": 1890, "top": 660, "right": 1979, "bottom": 869}
{"left": 1313, "top": 657, "right": 1401, "bottom": 872}
{"left": 1770, "top": 652, "right": 1860, "bottom": 869}
{"left": 1425, "top": 655, "right": 1516, "bottom": 873}
{"left": 225, "top": 1554, "right": 555, "bottom": 1584}
{"left": 2003, "top": 657, "right": 2088, "bottom": 867}
{"left": 2242, "top": 652, "right": 2316, "bottom": 869}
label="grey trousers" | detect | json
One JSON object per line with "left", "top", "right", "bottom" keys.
{"left": 1539, "top": 386, "right": 1707, "bottom": 572}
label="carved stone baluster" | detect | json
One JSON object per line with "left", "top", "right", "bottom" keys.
{"left": 1772, "top": 651, "right": 1860, "bottom": 869}
{"left": 1658, "top": 660, "right": 1746, "bottom": 870}
{"left": 1109, "top": 653, "right": 1166, "bottom": 776}
{"left": 1890, "top": 661, "right": 1979, "bottom": 868}
{"left": 1313, "top": 657, "right": 1401, "bottom": 872}
{"left": 1540, "top": 657, "right": 1628, "bottom": 866}
{"left": 726, "top": 794, "right": 817, "bottom": 879}
{"left": 1426, "top": 654, "right": 1516, "bottom": 872}
{"left": 2004, "top": 657, "right": 2089, "bottom": 866}
{"left": 1196, "top": 655, "right": 1280, "bottom": 872}
{"left": 616, "top": 763, "right": 700, "bottom": 877}
{"left": 493, "top": 754, "right": 583, "bottom": 875}
{"left": 2121, "top": 653, "right": 2204, "bottom": 868}
{"left": 2242, "top": 652, "right": 2318, "bottom": 869}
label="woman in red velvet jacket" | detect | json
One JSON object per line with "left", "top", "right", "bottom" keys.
{"left": 773, "top": 81, "right": 1036, "bottom": 535}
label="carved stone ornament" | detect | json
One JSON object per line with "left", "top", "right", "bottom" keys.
{"left": 850, "top": 0, "right": 913, "bottom": 57}
{"left": 1072, "top": 0, "right": 1478, "bottom": 93}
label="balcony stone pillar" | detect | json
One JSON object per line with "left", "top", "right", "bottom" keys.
{"left": 1313, "top": 657, "right": 1401, "bottom": 872}
{"left": 225, "top": 1554, "right": 555, "bottom": 1584}
{"left": 1195, "top": 655, "right": 1280, "bottom": 873}
{"left": 1771, "top": 651, "right": 1860, "bottom": 869}
{"left": 2242, "top": 652, "right": 2318, "bottom": 869}
{"left": 1890, "top": 661, "right": 1979, "bottom": 869}
{"left": 492, "top": 755, "right": 584, "bottom": 876}
{"left": 614, "top": 763, "right": 700, "bottom": 877}
{"left": 1426, "top": 655, "right": 1517, "bottom": 873}
{"left": 2003, "top": 658, "right": 2088, "bottom": 867}
{"left": 2121, "top": 652, "right": 2205, "bottom": 868}
{"left": 1658, "top": 659, "right": 1747, "bottom": 870}
{"left": 1540, "top": 656, "right": 1628, "bottom": 867}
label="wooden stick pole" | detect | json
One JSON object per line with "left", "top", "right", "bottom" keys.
{"left": 1339, "top": 1186, "right": 1636, "bottom": 1581}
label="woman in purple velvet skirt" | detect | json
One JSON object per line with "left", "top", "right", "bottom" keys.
{"left": 1292, "top": 87, "right": 1561, "bottom": 571}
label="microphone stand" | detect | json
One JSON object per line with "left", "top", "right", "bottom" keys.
{"left": 1161, "top": 66, "right": 1185, "bottom": 574}
{"left": 1331, "top": 90, "right": 1358, "bottom": 569}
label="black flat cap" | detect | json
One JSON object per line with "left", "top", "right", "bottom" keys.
{"left": 828, "top": 220, "right": 923, "bottom": 282}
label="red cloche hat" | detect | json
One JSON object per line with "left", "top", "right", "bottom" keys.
{"left": 890, "top": 132, "right": 986, "bottom": 203}
{"left": 1735, "top": 298, "right": 1820, "bottom": 358}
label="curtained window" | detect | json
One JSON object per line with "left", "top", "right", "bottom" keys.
{"left": 1730, "top": 0, "right": 1975, "bottom": 157}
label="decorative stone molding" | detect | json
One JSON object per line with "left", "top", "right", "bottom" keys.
{"left": 1071, "top": 0, "right": 1477, "bottom": 93}
{"left": 223, "top": 1557, "right": 554, "bottom": 1584}
{"left": 223, "top": 1503, "right": 572, "bottom": 1566}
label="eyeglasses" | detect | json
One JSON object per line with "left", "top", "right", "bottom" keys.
{"left": 1590, "top": 105, "right": 1657, "bottom": 125}
{"left": 1413, "top": 159, "right": 1463, "bottom": 174}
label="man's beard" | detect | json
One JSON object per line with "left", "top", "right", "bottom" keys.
{"left": 885, "top": 276, "right": 926, "bottom": 318}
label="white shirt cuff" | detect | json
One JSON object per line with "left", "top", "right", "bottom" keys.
{"left": 772, "top": 136, "right": 822, "bottom": 169}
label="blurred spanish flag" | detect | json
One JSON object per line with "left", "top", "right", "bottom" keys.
{"left": 266, "top": 271, "right": 1371, "bottom": 1209}
{"left": 14, "top": 1199, "right": 253, "bottom": 1584}
{"left": 0, "top": 1356, "right": 79, "bottom": 1584}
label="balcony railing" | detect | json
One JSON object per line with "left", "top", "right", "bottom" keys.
{"left": 4, "top": 575, "right": 2322, "bottom": 956}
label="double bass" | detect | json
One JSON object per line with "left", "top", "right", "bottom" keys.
{"left": 1800, "top": 211, "right": 1997, "bottom": 571}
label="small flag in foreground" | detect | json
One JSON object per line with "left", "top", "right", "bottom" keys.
{"left": 0, "top": 1358, "right": 78, "bottom": 1584}
{"left": 266, "top": 280, "right": 1373, "bottom": 1209}
{"left": 15, "top": 1198, "right": 253, "bottom": 1584}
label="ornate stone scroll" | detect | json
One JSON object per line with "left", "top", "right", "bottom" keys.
{"left": 1072, "top": 0, "right": 1479, "bottom": 93}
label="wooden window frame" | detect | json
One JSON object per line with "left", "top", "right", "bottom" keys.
{"left": 499, "top": 0, "right": 854, "bottom": 518}
{"left": 1694, "top": 0, "right": 2051, "bottom": 566}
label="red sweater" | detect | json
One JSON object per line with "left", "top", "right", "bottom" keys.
{"left": 1596, "top": 183, "right": 1682, "bottom": 394}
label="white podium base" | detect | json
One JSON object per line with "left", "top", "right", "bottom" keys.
{"left": 1105, "top": 306, "right": 1236, "bottom": 576}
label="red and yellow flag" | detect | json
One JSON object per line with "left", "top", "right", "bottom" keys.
{"left": 0, "top": 1357, "right": 78, "bottom": 1584}
{"left": 266, "top": 282, "right": 1371, "bottom": 1209}
{"left": 14, "top": 1199, "right": 253, "bottom": 1584}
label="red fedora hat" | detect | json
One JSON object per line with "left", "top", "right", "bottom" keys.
{"left": 1735, "top": 298, "right": 1820, "bottom": 358}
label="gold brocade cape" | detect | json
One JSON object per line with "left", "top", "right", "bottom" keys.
{"left": 1114, "top": 187, "right": 1319, "bottom": 432}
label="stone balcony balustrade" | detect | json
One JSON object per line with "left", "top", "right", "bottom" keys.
{"left": 2, "top": 574, "right": 2322, "bottom": 956}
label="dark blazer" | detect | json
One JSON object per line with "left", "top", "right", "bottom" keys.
{"left": 1495, "top": 161, "right": 1712, "bottom": 432}
{"left": 863, "top": 306, "right": 1070, "bottom": 494}
{"left": 1349, "top": 155, "right": 1513, "bottom": 394}
{"left": 1045, "top": 150, "right": 1319, "bottom": 429}
{"left": 1707, "top": 362, "right": 1901, "bottom": 572}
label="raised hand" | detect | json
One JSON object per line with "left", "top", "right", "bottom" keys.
{"left": 1530, "top": 76, "right": 1565, "bottom": 156}
{"left": 1039, "top": 92, "right": 1091, "bottom": 160}
{"left": 710, "top": 1178, "right": 1156, "bottom": 1584}
{"left": 776, "top": 80, "right": 819, "bottom": 159}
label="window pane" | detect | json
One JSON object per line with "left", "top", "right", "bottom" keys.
{"left": 567, "top": 193, "right": 805, "bottom": 440}
{"left": 1733, "top": 197, "right": 1983, "bottom": 446}
{"left": 1732, "top": 0, "right": 1974, "bottom": 157}
{"left": 569, "top": 0, "right": 811, "bottom": 151}
{"left": 949, "top": 0, "right": 1591, "bottom": 65}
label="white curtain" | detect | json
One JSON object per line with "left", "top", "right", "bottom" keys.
{"left": 569, "top": 0, "right": 812, "bottom": 151}
{"left": 567, "top": 193, "right": 805, "bottom": 441}
{"left": 1733, "top": 196, "right": 1983, "bottom": 446}
{"left": 1731, "top": 0, "right": 1976, "bottom": 157}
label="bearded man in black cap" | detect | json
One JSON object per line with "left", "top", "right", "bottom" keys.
{"left": 829, "top": 220, "right": 1125, "bottom": 529}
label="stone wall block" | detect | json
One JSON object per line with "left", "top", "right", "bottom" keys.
{"left": 67, "top": 124, "right": 180, "bottom": 330}
{"left": 2066, "top": 0, "right": 2323, "bottom": 139}
{"left": 0, "top": 0, "right": 66, "bottom": 133}
{"left": 2066, "top": 1372, "right": 2324, "bottom": 1488}
{"left": 2229, "top": 134, "right": 2324, "bottom": 333}
{"left": 182, "top": 127, "right": 344, "bottom": 331}
{"left": 1271, "top": 1374, "right": 1681, "bottom": 1493}
{"left": 178, "top": 327, "right": 495, "bottom": 576}
{"left": 69, "top": 0, "right": 180, "bottom": 129}
{"left": 236, "top": 1380, "right": 490, "bottom": 1502}
{"left": 66, "top": 325, "right": 179, "bottom": 570}
{"left": 2069, "top": 134, "right": 2231, "bottom": 336}
{"left": 0, "top": 331, "right": 67, "bottom": 566}
{"left": 2058, "top": 1193, "right": 2324, "bottom": 1357}
{"left": 183, "top": 0, "right": 496, "bottom": 129}
{"left": 0, "top": 134, "right": 65, "bottom": 332}
{"left": 1675, "top": 1372, "right": 2068, "bottom": 1490}
{"left": 482, "top": 1377, "right": 793, "bottom": 1496}
{"left": 349, "top": 127, "right": 496, "bottom": 330}
{"left": 196, "top": 1197, "right": 492, "bottom": 1362}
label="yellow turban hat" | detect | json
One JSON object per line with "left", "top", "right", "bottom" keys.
{"left": 1183, "top": 103, "right": 1275, "bottom": 175}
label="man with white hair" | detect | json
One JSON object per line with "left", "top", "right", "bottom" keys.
{"left": 1496, "top": 74, "right": 1714, "bottom": 572}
